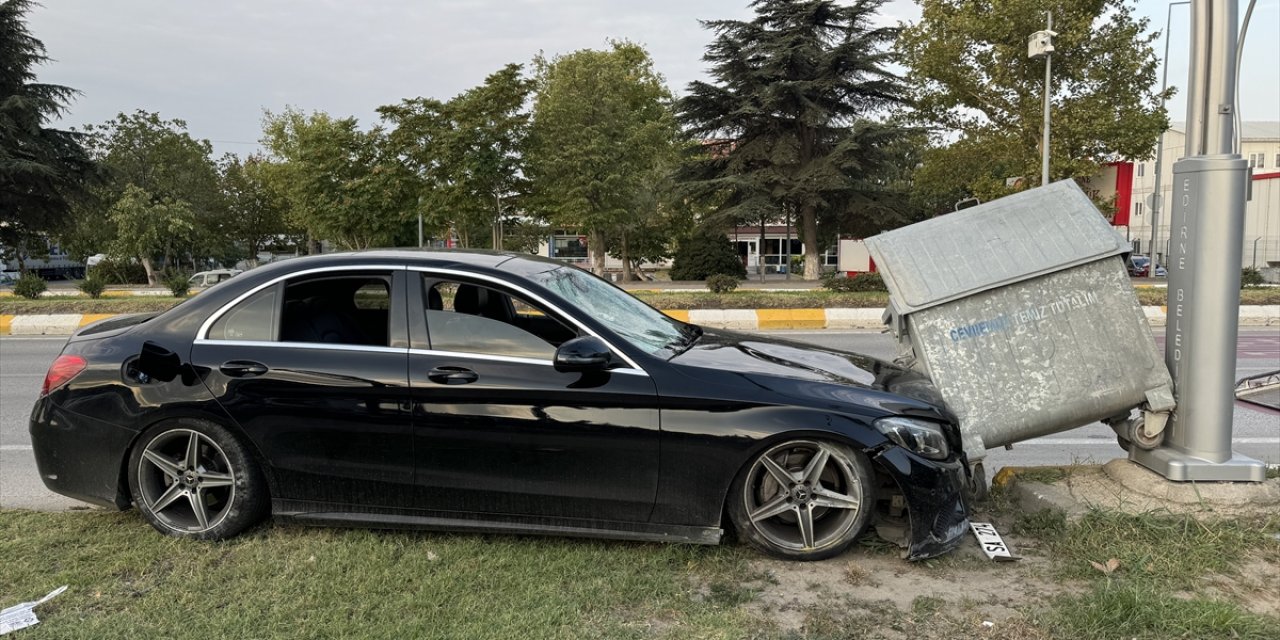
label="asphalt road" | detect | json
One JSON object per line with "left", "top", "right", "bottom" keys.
{"left": 2, "top": 330, "right": 1277, "bottom": 511}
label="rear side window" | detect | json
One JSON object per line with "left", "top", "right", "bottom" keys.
{"left": 207, "top": 286, "right": 278, "bottom": 341}
{"left": 280, "top": 274, "right": 392, "bottom": 346}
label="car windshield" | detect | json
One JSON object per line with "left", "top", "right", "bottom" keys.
{"left": 1132, "top": 256, "right": 1150, "bottom": 266}
{"left": 528, "top": 266, "right": 692, "bottom": 355}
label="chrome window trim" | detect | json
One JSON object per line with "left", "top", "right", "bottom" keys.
{"left": 192, "top": 340, "right": 408, "bottom": 354}
{"left": 409, "top": 266, "right": 649, "bottom": 375}
{"left": 195, "top": 264, "right": 404, "bottom": 342}
{"left": 406, "top": 348, "right": 648, "bottom": 376}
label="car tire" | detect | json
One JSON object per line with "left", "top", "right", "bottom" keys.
{"left": 728, "top": 439, "right": 875, "bottom": 561}
{"left": 127, "top": 418, "right": 268, "bottom": 540}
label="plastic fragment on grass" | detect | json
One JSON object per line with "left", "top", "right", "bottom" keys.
{"left": 0, "top": 586, "right": 67, "bottom": 635}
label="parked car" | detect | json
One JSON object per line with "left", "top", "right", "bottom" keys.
{"left": 187, "top": 269, "right": 242, "bottom": 288}
{"left": 30, "top": 250, "right": 968, "bottom": 561}
{"left": 1128, "top": 255, "right": 1153, "bottom": 277}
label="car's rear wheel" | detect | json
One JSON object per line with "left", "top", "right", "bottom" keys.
{"left": 728, "top": 439, "right": 874, "bottom": 561}
{"left": 127, "top": 419, "right": 267, "bottom": 540}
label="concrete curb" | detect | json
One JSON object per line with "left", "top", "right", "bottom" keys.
{"left": 3, "top": 305, "right": 1278, "bottom": 336}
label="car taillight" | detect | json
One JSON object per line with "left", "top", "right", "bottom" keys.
{"left": 41, "top": 355, "right": 87, "bottom": 396}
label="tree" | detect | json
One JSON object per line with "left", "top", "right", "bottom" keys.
{"left": 261, "top": 108, "right": 414, "bottom": 251}
{"left": 106, "top": 184, "right": 197, "bottom": 283}
{"left": 898, "top": 0, "right": 1169, "bottom": 201}
{"left": 0, "top": 0, "right": 94, "bottom": 271}
{"left": 380, "top": 63, "right": 533, "bottom": 250}
{"left": 219, "top": 154, "right": 289, "bottom": 266}
{"left": 526, "top": 41, "right": 682, "bottom": 277}
{"left": 678, "top": 0, "right": 909, "bottom": 280}
{"left": 72, "top": 111, "right": 221, "bottom": 283}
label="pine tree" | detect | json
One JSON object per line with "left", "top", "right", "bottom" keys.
{"left": 0, "top": 0, "right": 94, "bottom": 266}
{"left": 678, "top": 0, "right": 908, "bottom": 280}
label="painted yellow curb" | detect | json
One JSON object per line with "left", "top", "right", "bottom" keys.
{"left": 0, "top": 315, "right": 11, "bottom": 335}
{"left": 756, "top": 308, "right": 826, "bottom": 330}
{"left": 79, "top": 314, "right": 114, "bottom": 327}
{"left": 991, "top": 466, "right": 1022, "bottom": 488}
{"left": 662, "top": 309, "right": 690, "bottom": 323}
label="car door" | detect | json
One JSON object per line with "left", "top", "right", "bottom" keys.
{"left": 406, "top": 271, "right": 660, "bottom": 523}
{"left": 190, "top": 267, "right": 415, "bottom": 509}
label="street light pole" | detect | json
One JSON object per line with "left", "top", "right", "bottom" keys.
{"left": 1040, "top": 12, "right": 1053, "bottom": 186}
{"left": 1130, "top": 0, "right": 1265, "bottom": 482}
{"left": 1150, "top": 1, "right": 1191, "bottom": 264}
{"left": 1028, "top": 15, "right": 1057, "bottom": 185}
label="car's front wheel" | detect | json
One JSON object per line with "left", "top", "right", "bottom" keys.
{"left": 729, "top": 439, "right": 874, "bottom": 561}
{"left": 127, "top": 419, "right": 268, "bottom": 540}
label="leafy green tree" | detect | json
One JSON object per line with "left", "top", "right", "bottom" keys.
{"left": 0, "top": 0, "right": 94, "bottom": 271}
{"left": 898, "top": 0, "right": 1168, "bottom": 201}
{"left": 70, "top": 111, "right": 220, "bottom": 283}
{"left": 106, "top": 184, "right": 197, "bottom": 283}
{"left": 261, "top": 108, "right": 414, "bottom": 251}
{"left": 526, "top": 41, "right": 682, "bottom": 276}
{"left": 678, "top": 0, "right": 909, "bottom": 280}
{"left": 380, "top": 63, "right": 533, "bottom": 250}
{"left": 219, "top": 154, "right": 289, "bottom": 266}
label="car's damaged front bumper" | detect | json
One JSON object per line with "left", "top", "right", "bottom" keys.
{"left": 872, "top": 446, "right": 970, "bottom": 561}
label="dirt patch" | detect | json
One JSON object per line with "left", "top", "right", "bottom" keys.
{"left": 743, "top": 531, "right": 1074, "bottom": 636}
{"left": 1193, "top": 558, "right": 1280, "bottom": 618}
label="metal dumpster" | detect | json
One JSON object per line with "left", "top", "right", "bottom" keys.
{"left": 865, "top": 180, "right": 1175, "bottom": 461}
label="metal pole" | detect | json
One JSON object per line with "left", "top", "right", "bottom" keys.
{"left": 1131, "top": 0, "right": 1264, "bottom": 482}
{"left": 1151, "top": 2, "right": 1191, "bottom": 267}
{"left": 1041, "top": 12, "right": 1053, "bottom": 186}
{"left": 417, "top": 195, "right": 424, "bottom": 248}
{"left": 785, "top": 205, "right": 792, "bottom": 281}
{"left": 1253, "top": 237, "right": 1261, "bottom": 268}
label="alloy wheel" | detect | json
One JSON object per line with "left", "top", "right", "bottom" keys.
{"left": 136, "top": 428, "right": 237, "bottom": 533}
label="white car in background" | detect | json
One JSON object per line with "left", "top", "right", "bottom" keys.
{"left": 188, "top": 269, "right": 242, "bottom": 289}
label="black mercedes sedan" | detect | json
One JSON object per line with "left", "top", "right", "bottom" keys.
{"left": 30, "top": 250, "right": 970, "bottom": 561}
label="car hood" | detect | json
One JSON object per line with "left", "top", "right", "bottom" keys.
{"left": 667, "top": 329, "right": 952, "bottom": 422}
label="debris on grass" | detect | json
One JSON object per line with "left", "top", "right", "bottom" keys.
{"left": 0, "top": 586, "right": 66, "bottom": 635}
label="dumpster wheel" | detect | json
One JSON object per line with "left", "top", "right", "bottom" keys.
{"left": 1128, "top": 416, "right": 1165, "bottom": 450}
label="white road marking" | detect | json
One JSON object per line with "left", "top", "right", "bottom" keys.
{"left": 1, "top": 445, "right": 34, "bottom": 451}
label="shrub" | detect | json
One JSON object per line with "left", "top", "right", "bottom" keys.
{"left": 164, "top": 271, "right": 191, "bottom": 297}
{"left": 13, "top": 273, "right": 47, "bottom": 299}
{"left": 705, "top": 273, "right": 740, "bottom": 293}
{"left": 670, "top": 228, "right": 746, "bottom": 281}
{"left": 823, "top": 272, "right": 886, "bottom": 292}
{"left": 1240, "top": 267, "right": 1264, "bottom": 288}
{"left": 78, "top": 274, "right": 107, "bottom": 299}
{"left": 93, "top": 258, "right": 148, "bottom": 285}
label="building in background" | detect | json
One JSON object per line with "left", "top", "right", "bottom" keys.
{"left": 1088, "top": 121, "right": 1280, "bottom": 268}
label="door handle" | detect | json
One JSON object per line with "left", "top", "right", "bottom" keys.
{"left": 220, "top": 360, "right": 269, "bottom": 377}
{"left": 427, "top": 366, "right": 478, "bottom": 385}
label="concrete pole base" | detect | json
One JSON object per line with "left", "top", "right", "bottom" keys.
{"left": 1130, "top": 446, "right": 1267, "bottom": 481}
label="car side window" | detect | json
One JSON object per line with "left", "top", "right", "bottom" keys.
{"left": 280, "top": 274, "right": 392, "bottom": 347}
{"left": 207, "top": 286, "right": 278, "bottom": 341}
{"left": 421, "top": 277, "right": 576, "bottom": 360}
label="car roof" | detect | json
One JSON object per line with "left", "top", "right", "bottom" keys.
{"left": 272, "top": 249, "right": 569, "bottom": 274}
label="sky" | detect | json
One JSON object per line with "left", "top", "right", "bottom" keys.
{"left": 23, "top": 0, "right": 1280, "bottom": 158}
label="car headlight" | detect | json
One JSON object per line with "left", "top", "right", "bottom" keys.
{"left": 874, "top": 417, "right": 951, "bottom": 460}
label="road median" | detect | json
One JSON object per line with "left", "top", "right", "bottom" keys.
{"left": 3, "top": 305, "right": 1278, "bottom": 335}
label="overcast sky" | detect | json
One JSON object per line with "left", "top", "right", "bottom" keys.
{"left": 24, "top": 0, "right": 1280, "bottom": 158}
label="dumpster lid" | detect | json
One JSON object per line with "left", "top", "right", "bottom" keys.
{"left": 864, "top": 180, "right": 1130, "bottom": 315}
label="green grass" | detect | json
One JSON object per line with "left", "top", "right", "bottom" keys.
{"left": 4, "top": 506, "right": 1278, "bottom": 638}
{"left": 1026, "top": 510, "right": 1280, "bottom": 584}
{"left": 1049, "top": 582, "right": 1275, "bottom": 639}
{"left": 0, "top": 296, "right": 185, "bottom": 315}
{"left": 0, "top": 510, "right": 759, "bottom": 640}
